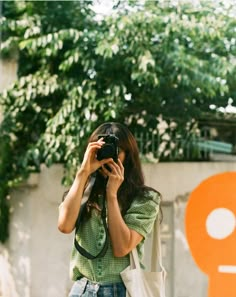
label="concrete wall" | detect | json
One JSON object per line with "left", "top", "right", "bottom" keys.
{"left": 1, "top": 161, "right": 236, "bottom": 297}
{"left": 2, "top": 165, "right": 73, "bottom": 297}
{"left": 0, "top": 59, "right": 18, "bottom": 123}
{"left": 0, "top": 58, "right": 18, "bottom": 296}
{"left": 0, "top": 59, "right": 18, "bottom": 92}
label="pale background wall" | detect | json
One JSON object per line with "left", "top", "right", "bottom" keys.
{"left": 5, "top": 165, "right": 73, "bottom": 297}
{"left": 0, "top": 59, "right": 18, "bottom": 123}
{"left": 0, "top": 59, "right": 18, "bottom": 92}
{"left": 0, "top": 58, "right": 18, "bottom": 297}
{"left": 1, "top": 162, "right": 236, "bottom": 297}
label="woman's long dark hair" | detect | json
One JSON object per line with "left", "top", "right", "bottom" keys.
{"left": 63, "top": 122, "right": 161, "bottom": 220}
{"left": 86, "top": 122, "right": 157, "bottom": 216}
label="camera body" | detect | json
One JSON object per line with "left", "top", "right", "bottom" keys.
{"left": 97, "top": 134, "right": 119, "bottom": 162}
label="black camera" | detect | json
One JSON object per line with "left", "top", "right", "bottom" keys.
{"left": 97, "top": 134, "right": 119, "bottom": 162}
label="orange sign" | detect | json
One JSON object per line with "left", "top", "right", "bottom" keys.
{"left": 185, "top": 172, "right": 236, "bottom": 297}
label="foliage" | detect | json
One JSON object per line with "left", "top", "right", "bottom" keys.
{"left": 0, "top": 0, "right": 236, "bottom": 241}
{"left": 0, "top": 0, "right": 95, "bottom": 242}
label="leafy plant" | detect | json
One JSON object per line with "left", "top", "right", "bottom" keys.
{"left": 0, "top": 0, "right": 236, "bottom": 242}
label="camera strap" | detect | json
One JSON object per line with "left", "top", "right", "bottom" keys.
{"left": 74, "top": 176, "right": 109, "bottom": 259}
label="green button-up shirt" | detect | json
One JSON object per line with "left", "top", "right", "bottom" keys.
{"left": 70, "top": 190, "right": 160, "bottom": 284}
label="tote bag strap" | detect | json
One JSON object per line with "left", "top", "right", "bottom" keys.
{"left": 130, "top": 247, "right": 140, "bottom": 269}
{"left": 130, "top": 215, "right": 166, "bottom": 274}
{"left": 151, "top": 216, "right": 166, "bottom": 273}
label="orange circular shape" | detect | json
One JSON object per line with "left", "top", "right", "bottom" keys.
{"left": 185, "top": 172, "right": 236, "bottom": 297}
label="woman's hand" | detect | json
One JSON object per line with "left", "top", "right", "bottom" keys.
{"left": 101, "top": 159, "right": 124, "bottom": 198}
{"left": 79, "top": 139, "right": 113, "bottom": 176}
{"left": 103, "top": 159, "right": 143, "bottom": 257}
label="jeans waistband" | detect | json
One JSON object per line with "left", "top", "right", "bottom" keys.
{"left": 77, "top": 276, "right": 123, "bottom": 287}
{"left": 69, "top": 277, "right": 126, "bottom": 297}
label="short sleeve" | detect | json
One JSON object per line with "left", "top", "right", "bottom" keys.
{"left": 124, "top": 190, "right": 161, "bottom": 239}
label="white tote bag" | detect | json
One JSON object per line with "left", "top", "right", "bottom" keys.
{"left": 120, "top": 217, "right": 166, "bottom": 297}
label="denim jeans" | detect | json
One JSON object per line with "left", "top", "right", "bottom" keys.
{"left": 69, "top": 277, "right": 126, "bottom": 297}
{"left": 97, "top": 282, "right": 126, "bottom": 297}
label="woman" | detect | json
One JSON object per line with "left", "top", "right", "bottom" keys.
{"left": 58, "top": 122, "right": 161, "bottom": 297}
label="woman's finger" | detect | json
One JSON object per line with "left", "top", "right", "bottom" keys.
{"left": 85, "top": 141, "right": 105, "bottom": 159}
{"left": 117, "top": 159, "right": 124, "bottom": 174}
{"left": 99, "top": 158, "right": 113, "bottom": 167}
{"left": 101, "top": 164, "right": 112, "bottom": 176}
{"left": 87, "top": 141, "right": 104, "bottom": 150}
{"left": 97, "top": 137, "right": 104, "bottom": 143}
{"left": 111, "top": 159, "right": 123, "bottom": 176}
{"left": 105, "top": 161, "right": 122, "bottom": 178}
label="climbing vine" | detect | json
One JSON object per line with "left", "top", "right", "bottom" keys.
{"left": 0, "top": 0, "right": 236, "bottom": 242}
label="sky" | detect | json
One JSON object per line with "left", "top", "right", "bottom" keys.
{"left": 93, "top": 0, "right": 236, "bottom": 17}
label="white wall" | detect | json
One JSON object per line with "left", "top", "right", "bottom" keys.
{"left": 0, "top": 59, "right": 18, "bottom": 123}
{"left": 0, "top": 58, "right": 18, "bottom": 297}
{"left": 0, "top": 59, "right": 17, "bottom": 92}
{"left": 1, "top": 162, "right": 236, "bottom": 297}
{"left": 143, "top": 161, "right": 236, "bottom": 202}
{"left": 2, "top": 165, "right": 73, "bottom": 297}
